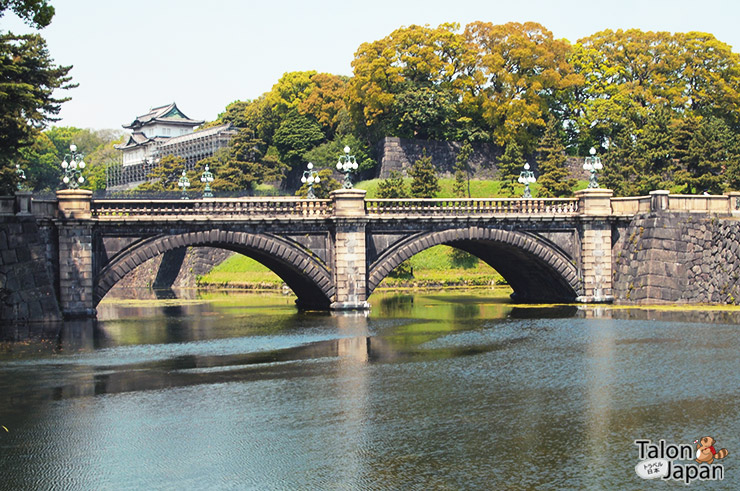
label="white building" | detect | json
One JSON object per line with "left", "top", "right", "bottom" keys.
{"left": 110, "top": 103, "right": 236, "bottom": 188}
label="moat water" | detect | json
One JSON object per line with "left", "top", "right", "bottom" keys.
{"left": 1, "top": 290, "right": 739, "bottom": 489}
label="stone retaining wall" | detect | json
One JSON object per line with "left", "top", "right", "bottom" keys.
{"left": 375, "top": 137, "right": 501, "bottom": 178}
{"left": 613, "top": 212, "right": 740, "bottom": 304}
{"left": 375, "top": 136, "right": 589, "bottom": 181}
{"left": 112, "top": 247, "right": 233, "bottom": 290}
{"left": 0, "top": 216, "right": 61, "bottom": 323}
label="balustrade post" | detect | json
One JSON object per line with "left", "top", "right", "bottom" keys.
{"left": 728, "top": 191, "right": 740, "bottom": 214}
{"left": 649, "top": 190, "right": 670, "bottom": 212}
{"left": 330, "top": 189, "right": 370, "bottom": 310}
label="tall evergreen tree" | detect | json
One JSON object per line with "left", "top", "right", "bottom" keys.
{"left": 453, "top": 141, "right": 473, "bottom": 198}
{"left": 409, "top": 150, "right": 440, "bottom": 198}
{"left": 673, "top": 116, "right": 738, "bottom": 194}
{"left": 536, "top": 120, "right": 574, "bottom": 197}
{"left": 498, "top": 139, "right": 524, "bottom": 196}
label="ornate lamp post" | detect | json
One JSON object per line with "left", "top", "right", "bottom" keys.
{"left": 301, "top": 162, "right": 320, "bottom": 198}
{"left": 336, "top": 146, "right": 358, "bottom": 189}
{"left": 200, "top": 165, "right": 214, "bottom": 198}
{"left": 15, "top": 164, "right": 26, "bottom": 190}
{"left": 518, "top": 162, "right": 536, "bottom": 198}
{"left": 178, "top": 169, "right": 190, "bottom": 199}
{"left": 61, "top": 144, "right": 86, "bottom": 189}
{"left": 583, "top": 147, "right": 603, "bottom": 189}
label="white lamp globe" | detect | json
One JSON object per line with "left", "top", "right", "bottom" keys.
{"left": 589, "top": 147, "right": 597, "bottom": 155}
{"left": 344, "top": 146, "right": 350, "bottom": 154}
{"left": 78, "top": 176, "right": 84, "bottom": 183}
{"left": 524, "top": 163, "right": 530, "bottom": 170}
{"left": 79, "top": 160, "right": 86, "bottom": 169}
{"left": 63, "top": 176, "right": 69, "bottom": 183}
{"left": 315, "top": 176, "right": 320, "bottom": 183}
{"left": 61, "top": 161, "right": 68, "bottom": 169}
{"left": 70, "top": 144, "right": 77, "bottom": 152}
{"left": 307, "top": 162, "right": 313, "bottom": 170}
{"left": 301, "top": 176, "right": 307, "bottom": 183}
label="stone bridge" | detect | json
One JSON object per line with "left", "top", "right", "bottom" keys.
{"left": 6, "top": 187, "right": 740, "bottom": 318}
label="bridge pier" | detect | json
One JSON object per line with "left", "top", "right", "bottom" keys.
{"left": 330, "top": 189, "right": 371, "bottom": 311}
{"left": 56, "top": 189, "right": 96, "bottom": 318}
{"left": 576, "top": 189, "right": 615, "bottom": 303}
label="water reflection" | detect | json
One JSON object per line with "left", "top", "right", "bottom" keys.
{"left": 2, "top": 291, "right": 740, "bottom": 489}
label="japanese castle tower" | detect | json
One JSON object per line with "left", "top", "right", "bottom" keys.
{"left": 111, "top": 102, "right": 235, "bottom": 189}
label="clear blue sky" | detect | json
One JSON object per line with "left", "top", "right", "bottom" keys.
{"left": 3, "top": 0, "right": 739, "bottom": 130}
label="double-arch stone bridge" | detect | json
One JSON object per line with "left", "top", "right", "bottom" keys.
{"left": 30, "top": 187, "right": 739, "bottom": 317}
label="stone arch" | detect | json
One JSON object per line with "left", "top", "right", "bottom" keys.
{"left": 95, "top": 229, "right": 334, "bottom": 309}
{"left": 367, "top": 227, "right": 582, "bottom": 302}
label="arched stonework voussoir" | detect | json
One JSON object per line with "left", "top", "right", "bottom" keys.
{"left": 367, "top": 227, "right": 582, "bottom": 302}
{"left": 94, "top": 229, "right": 334, "bottom": 309}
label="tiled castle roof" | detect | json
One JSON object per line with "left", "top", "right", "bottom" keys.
{"left": 122, "top": 102, "right": 204, "bottom": 130}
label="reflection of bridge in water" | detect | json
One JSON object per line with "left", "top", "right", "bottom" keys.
{"left": 16, "top": 186, "right": 740, "bottom": 317}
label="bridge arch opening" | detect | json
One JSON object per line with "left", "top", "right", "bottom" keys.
{"left": 95, "top": 230, "right": 334, "bottom": 310}
{"left": 367, "top": 228, "right": 581, "bottom": 302}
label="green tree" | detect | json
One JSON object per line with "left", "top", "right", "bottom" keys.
{"left": 140, "top": 154, "right": 186, "bottom": 191}
{"left": 536, "top": 120, "right": 574, "bottom": 197}
{"left": 570, "top": 29, "right": 740, "bottom": 150}
{"left": 377, "top": 170, "right": 409, "bottom": 198}
{"left": 392, "top": 85, "right": 457, "bottom": 140}
{"left": 273, "top": 111, "right": 325, "bottom": 168}
{"left": 1, "top": 0, "right": 55, "bottom": 28}
{"left": 601, "top": 127, "right": 639, "bottom": 196}
{"left": 200, "top": 128, "right": 288, "bottom": 191}
{"left": 14, "top": 130, "right": 58, "bottom": 190}
{"left": 673, "top": 116, "right": 738, "bottom": 194}
{"left": 303, "top": 134, "right": 375, "bottom": 172}
{"left": 295, "top": 168, "right": 341, "bottom": 199}
{"left": 0, "top": 32, "right": 74, "bottom": 193}
{"left": 348, "top": 23, "right": 472, "bottom": 142}
{"left": 498, "top": 139, "right": 524, "bottom": 195}
{"left": 409, "top": 151, "right": 439, "bottom": 198}
{"left": 452, "top": 141, "right": 473, "bottom": 198}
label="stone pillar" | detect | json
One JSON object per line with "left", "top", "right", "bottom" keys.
{"left": 575, "top": 188, "right": 615, "bottom": 303}
{"left": 649, "top": 190, "right": 670, "bottom": 212}
{"left": 56, "top": 189, "right": 96, "bottom": 317}
{"left": 728, "top": 191, "right": 740, "bottom": 215}
{"left": 14, "top": 191, "right": 32, "bottom": 216}
{"left": 330, "top": 189, "right": 370, "bottom": 311}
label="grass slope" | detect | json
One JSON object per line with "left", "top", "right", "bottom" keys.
{"left": 198, "top": 246, "right": 507, "bottom": 290}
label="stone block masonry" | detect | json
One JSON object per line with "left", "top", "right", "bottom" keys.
{"left": 613, "top": 211, "right": 740, "bottom": 304}
{"left": 0, "top": 216, "right": 61, "bottom": 323}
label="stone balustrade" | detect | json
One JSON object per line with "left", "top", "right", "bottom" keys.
{"left": 91, "top": 198, "right": 333, "bottom": 219}
{"left": 610, "top": 196, "right": 652, "bottom": 215}
{"left": 365, "top": 198, "right": 580, "bottom": 216}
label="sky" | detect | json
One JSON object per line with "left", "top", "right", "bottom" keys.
{"left": 3, "top": 0, "right": 740, "bottom": 131}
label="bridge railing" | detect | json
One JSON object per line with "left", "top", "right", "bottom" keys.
{"left": 365, "top": 198, "right": 580, "bottom": 216}
{"left": 610, "top": 196, "right": 652, "bottom": 215}
{"left": 91, "top": 198, "right": 333, "bottom": 219}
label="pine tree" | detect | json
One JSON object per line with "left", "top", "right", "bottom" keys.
{"left": 498, "top": 140, "right": 523, "bottom": 196}
{"left": 453, "top": 141, "right": 473, "bottom": 198}
{"left": 377, "top": 170, "right": 409, "bottom": 198}
{"left": 409, "top": 150, "right": 440, "bottom": 198}
{"left": 536, "top": 120, "right": 574, "bottom": 197}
